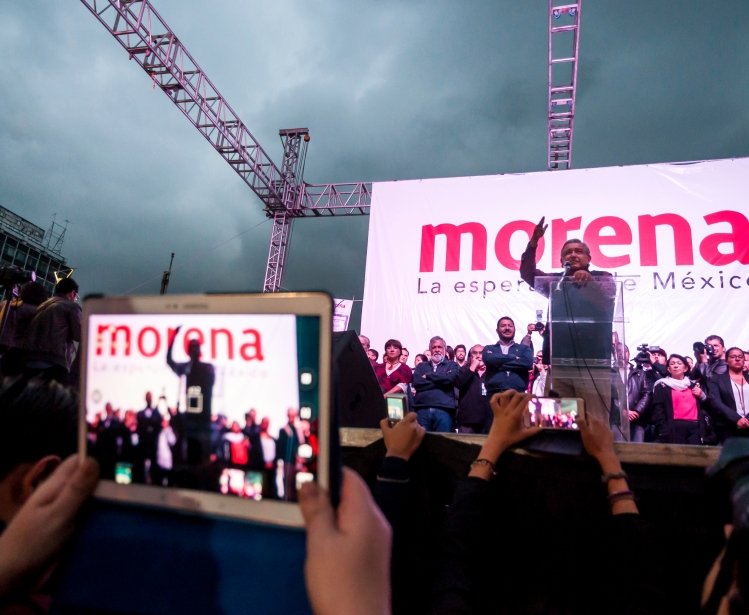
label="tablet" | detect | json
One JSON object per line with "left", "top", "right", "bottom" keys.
{"left": 78, "top": 292, "right": 334, "bottom": 528}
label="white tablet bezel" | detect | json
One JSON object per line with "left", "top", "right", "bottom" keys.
{"left": 78, "top": 291, "right": 332, "bottom": 528}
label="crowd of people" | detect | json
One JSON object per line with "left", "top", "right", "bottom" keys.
{"left": 85, "top": 394, "right": 317, "bottom": 502}
{"left": 0, "top": 277, "right": 80, "bottom": 386}
{"left": 359, "top": 326, "right": 749, "bottom": 447}
{"left": 1, "top": 376, "right": 746, "bottom": 614}
{"left": 357, "top": 218, "right": 749, "bottom": 446}
{"left": 1, "top": 259, "right": 748, "bottom": 612}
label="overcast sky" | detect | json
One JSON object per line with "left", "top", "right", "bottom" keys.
{"left": 1, "top": 1, "right": 747, "bottom": 329}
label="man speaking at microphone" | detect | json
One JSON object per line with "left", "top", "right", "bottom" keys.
{"left": 520, "top": 217, "right": 616, "bottom": 425}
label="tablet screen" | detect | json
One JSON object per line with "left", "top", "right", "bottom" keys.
{"left": 80, "top": 293, "right": 332, "bottom": 527}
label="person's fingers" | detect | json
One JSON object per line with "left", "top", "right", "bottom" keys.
{"left": 578, "top": 416, "right": 595, "bottom": 443}
{"left": 379, "top": 417, "right": 390, "bottom": 431}
{"left": 402, "top": 412, "right": 418, "bottom": 425}
{"left": 490, "top": 390, "right": 517, "bottom": 410}
{"left": 335, "top": 469, "right": 387, "bottom": 535}
{"left": 299, "top": 480, "right": 334, "bottom": 535}
{"left": 62, "top": 457, "right": 99, "bottom": 504}
{"left": 510, "top": 393, "right": 532, "bottom": 415}
{"left": 510, "top": 425, "right": 543, "bottom": 445}
{"left": 27, "top": 455, "right": 81, "bottom": 508}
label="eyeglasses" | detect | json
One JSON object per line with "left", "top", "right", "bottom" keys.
{"left": 727, "top": 355, "right": 745, "bottom": 360}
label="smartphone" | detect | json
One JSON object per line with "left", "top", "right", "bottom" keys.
{"left": 114, "top": 462, "right": 133, "bottom": 485}
{"left": 385, "top": 392, "right": 407, "bottom": 426}
{"left": 526, "top": 396, "right": 585, "bottom": 429}
{"left": 522, "top": 397, "right": 585, "bottom": 456}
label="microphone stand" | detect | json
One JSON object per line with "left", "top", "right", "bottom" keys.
{"left": 555, "top": 262, "right": 572, "bottom": 292}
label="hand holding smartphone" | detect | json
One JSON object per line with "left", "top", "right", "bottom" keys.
{"left": 385, "top": 392, "right": 407, "bottom": 427}
{"left": 522, "top": 397, "right": 586, "bottom": 456}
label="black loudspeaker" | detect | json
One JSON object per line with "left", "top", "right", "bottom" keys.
{"left": 332, "top": 331, "right": 386, "bottom": 428}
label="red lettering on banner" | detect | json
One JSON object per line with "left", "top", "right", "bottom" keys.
{"left": 494, "top": 220, "right": 540, "bottom": 269}
{"left": 638, "top": 214, "right": 693, "bottom": 266}
{"left": 550, "top": 217, "right": 582, "bottom": 263}
{"left": 239, "top": 329, "right": 264, "bottom": 361}
{"left": 95, "top": 325, "right": 264, "bottom": 361}
{"left": 699, "top": 211, "right": 749, "bottom": 265}
{"left": 96, "top": 324, "right": 131, "bottom": 356}
{"left": 583, "top": 216, "right": 632, "bottom": 268}
{"left": 211, "top": 328, "right": 234, "bottom": 360}
{"left": 419, "top": 212, "right": 749, "bottom": 272}
{"left": 137, "top": 327, "right": 159, "bottom": 357}
{"left": 419, "top": 223, "right": 487, "bottom": 272}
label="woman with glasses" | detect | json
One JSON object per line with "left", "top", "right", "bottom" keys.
{"left": 651, "top": 354, "right": 716, "bottom": 445}
{"left": 707, "top": 347, "right": 749, "bottom": 443}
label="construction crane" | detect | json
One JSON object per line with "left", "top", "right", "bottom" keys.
{"left": 79, "top": 0, "right": 370, "bottom": 292}
{"left": 79, "top": 0, "right": 582, "bottom": 291}
{"left": 547, "top": 0, "right": 582, "bottom": 171}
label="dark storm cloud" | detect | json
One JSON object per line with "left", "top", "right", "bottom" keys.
{"left": 1, "top": 1, "right": 747, "bottom": 329}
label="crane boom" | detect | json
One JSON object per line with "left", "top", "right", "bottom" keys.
{"left": 80, "top": 0, "right": 287, "bottom": 207}
{"left": 81, "top": 1, "right": 572, "bottom": 290}
{"left": 79, "top": 0, "right": 371, "bottom": 292}
{"left": 547, "top": 1, "right": 582, "bottom": 171}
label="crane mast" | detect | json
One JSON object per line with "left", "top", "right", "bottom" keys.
{"left": 547, "top": 1, "right": 582, "bottom": 171}
{"left": 79, "top": 0, "right": 370, "bottom": 292}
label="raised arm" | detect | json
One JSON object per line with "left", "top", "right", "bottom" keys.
{"left": 579, "top": 416, "right": 638, "bottom": 515}
{"left": 519, "top": 217, "right": 548, "bottom": 290}
{"left": 166, "top": 325, "right": 182, "bottom": 375}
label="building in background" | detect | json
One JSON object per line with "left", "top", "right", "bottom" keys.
{"left": 0, "top": 205, "right": 69, "bottom": 293}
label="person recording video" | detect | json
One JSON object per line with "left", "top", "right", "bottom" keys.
{"left": 520, "top": 217, "right": 616, "bottom": 425}
{"left": 627, "top": 346, "right": 658, "bottom": 443}
{"left": 692, "top": 335, "right": 728, "bottom": 384}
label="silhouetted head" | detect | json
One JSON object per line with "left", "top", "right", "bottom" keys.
{"left": 187, "top": 338, "right": 201, "bottom": 361}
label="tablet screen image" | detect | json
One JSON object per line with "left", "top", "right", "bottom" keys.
{"left": 79, "top": 293, "right": 332, "bottom": 527}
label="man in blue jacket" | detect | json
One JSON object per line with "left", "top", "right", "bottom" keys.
{"left": 483, "top": 316, "right": 534, "bottom": 398}
{"left": 412, "top": 336, "right": 460, "bottom": 432}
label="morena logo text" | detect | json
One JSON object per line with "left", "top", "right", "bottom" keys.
{"left": 94, "top": 324, "right": 264, "bottom": 361}
{"left": 419, "top": 212, "right": 749, "bottom": 272}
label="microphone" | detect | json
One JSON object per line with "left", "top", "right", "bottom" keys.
{"left": 556, "top": 261, "right": 573, "bottom": 291}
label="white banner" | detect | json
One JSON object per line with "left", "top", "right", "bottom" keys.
{"left": 362, "top": 158, "right": 749, "bottom": 362}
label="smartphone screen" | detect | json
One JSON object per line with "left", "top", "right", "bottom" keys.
{"left": 385, "top": 394, "right": 406, "bottom": 425}
{"left": 527, "top": 397, "right": 583, "bottom": 429}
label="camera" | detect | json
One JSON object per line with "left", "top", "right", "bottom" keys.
{"left": 0, "top": 266, "right": 36, "bottom": 286}
{"left": 636, "top": 343, "right": 660, "bottom": 353}
{"left": 533, "top": 309, "right": 544, "bottom": 332}
{"left": 693, "top": 341, "right": 713, "bottom": 357}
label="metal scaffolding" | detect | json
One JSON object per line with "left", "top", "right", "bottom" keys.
{"left": 547, "top": 1, "right": 582, "bottom": 171}
{"left": 79, "top": 0, "right": 370, "bottom": 292}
